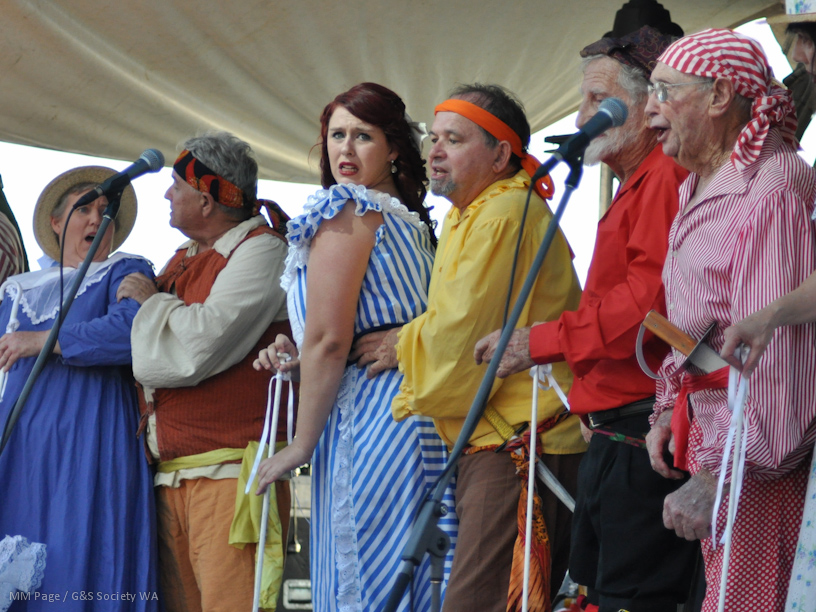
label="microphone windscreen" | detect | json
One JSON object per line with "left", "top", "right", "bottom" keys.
{"left": 140, "top": 149, "right": 165, "bottom": 171}
{"left": 599, "top": 98, "right": 628, "bottom": 127}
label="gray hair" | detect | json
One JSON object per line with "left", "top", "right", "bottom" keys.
{"left": 733, "top": 92, "right": 753, "bottom": 124}
{"left": 581, "top": 55, "right": 650, "bottom": 106}
{"left": 181, "top": 131, "right": 258, "bottom": 221}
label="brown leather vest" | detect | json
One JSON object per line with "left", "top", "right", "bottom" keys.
{"left": 138, "top": 225, "right": 296, "bottom": 462}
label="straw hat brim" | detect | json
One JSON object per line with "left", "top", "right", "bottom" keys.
{"left": 34, "top": 166, "right": 137, "bottom": 262}
{"left": 768, "top": 12, "right": 816, "bottom": 56}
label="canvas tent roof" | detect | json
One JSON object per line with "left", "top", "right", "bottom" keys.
{"left": 0, "top": 0, "right": 781, "bottom": 183}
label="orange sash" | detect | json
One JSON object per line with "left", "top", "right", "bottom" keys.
{"left": 464, "top": 413, "right": 568, "bottom": 612}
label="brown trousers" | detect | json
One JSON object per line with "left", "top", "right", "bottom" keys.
{"left": 156, "top": 477, "right": 291, "bottom": 612}
{"left": 442, "top": 450, "right": 582, "bottom": 612}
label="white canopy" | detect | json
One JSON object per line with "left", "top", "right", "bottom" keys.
{"left": 1, "top": 0, "right": 780, "bottom": 183}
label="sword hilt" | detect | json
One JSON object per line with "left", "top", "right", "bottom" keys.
{"left": 643, "top": 310, "right": 696, "bottom": 356}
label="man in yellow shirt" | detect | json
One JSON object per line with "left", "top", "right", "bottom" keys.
{"left": 353, "top": 84, "right": 585, "bottom": 612}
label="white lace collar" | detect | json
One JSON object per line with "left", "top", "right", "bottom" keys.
{"left": 0, "top": 252, "right": 146, "bottom": 325}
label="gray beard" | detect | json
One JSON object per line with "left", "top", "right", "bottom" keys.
{"left": 583, "top": 123, "right": 637, "bottom": 166}
{"left": 584, "top": 134, "right": 621, "bottom": 166}
{"left": 430, "top": 178, "right": 455, "bottom": 197}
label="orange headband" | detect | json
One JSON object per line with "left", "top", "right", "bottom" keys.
{"left": 435, "top": 99, "right": 554, "bottom": 200}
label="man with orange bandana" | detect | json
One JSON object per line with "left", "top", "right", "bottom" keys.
{"left": 352, "top": 84, "right": 585, "bottom": 612}
{"left": 117, "top": 131, "right": 294, "bottom": 612}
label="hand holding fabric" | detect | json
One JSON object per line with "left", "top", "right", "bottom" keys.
{"left": 115, "top": 272, "right": 158, "bottom": 305}
{"left": 473, "top": 325, "right": 536, "bottom": 378}
{"left": 350, "top": 327, "right": 400, "bottom": 379}
{"left": 720, "top": 308, "right": 773, "bottom": 377}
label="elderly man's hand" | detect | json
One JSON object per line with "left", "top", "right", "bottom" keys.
{"left": 646, "top": 409, "right": 685, "bottom": 480}
{"left": 473, "top": 326, "right": 536, "bottom": 378}
{"left": 116, "top": 273, "right": 159, "bottom": 305}
{"left": 349, "top": 327, "right": 400, "bottom": 379}
{"left": 663, "top": 470, "right": 717, "bottom": 541}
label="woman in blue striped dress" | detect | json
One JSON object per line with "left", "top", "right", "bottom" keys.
{"left": 255, "top": 83, "right": 457, "bottom": 611}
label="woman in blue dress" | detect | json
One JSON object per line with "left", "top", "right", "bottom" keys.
{"left": 254, "top": 83, "right": 457, "bottom": 611}
{"left": 0, "top": 167, "right": 159, "bottom": 610}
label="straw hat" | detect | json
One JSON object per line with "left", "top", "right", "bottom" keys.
{"left": 33, "top": 166, "right": 137, "bottom": 261}
{"left": 767, "top": 0, "right": 816, "bottom": 54}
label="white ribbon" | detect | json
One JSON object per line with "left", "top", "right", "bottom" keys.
{"left": 0, "top": 281, "right": 23, "bottom": 401}
{"left": 714, "top": 352, "right": 749, "bottom": 612}
{"left": 712, "top": 368, "right": 749, "bottom": 549}
{"left": 244, "top": 360, "right": 294, "bottom": 494}
{"left": 521, "top": 367, "right": 541, "bottom": 611}
{"left": 530, "top": 363, "right": 571, "bottom": 412}
{"left": 528, "top": 364, "right": 576, "bottom": 512}
{"left": 246, "top": 354, "right": 295, "bottom": 612}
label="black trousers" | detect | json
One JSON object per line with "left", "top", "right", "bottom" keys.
{"left": 569, "top": 412, "right": 700, "bottom": 612}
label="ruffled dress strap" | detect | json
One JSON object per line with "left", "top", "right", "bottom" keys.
{"left": 281, "top": 183, "right": 429, "bottom": 292}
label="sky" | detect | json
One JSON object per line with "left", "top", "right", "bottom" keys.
{"left": 0, "top": 19, "right": 811, "bottom": 285}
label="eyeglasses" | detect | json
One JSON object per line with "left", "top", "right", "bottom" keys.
{"left": 647, "top": 80, "right": 711, "bottom": 103}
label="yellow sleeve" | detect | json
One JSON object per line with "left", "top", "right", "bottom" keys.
{"left": 393, "top": 201, "right": 577, "bottom": 423}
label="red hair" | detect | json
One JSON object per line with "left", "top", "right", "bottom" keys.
{"left": 318, "top": 83, "right": 435, "bottom": 243}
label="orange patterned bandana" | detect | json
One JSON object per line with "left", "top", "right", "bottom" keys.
{"left": 463, "top": 412, "right": 569, "bottom": 612}
{"left": 173, "top": 149, "right": 248, "bottom": 209}
{"left": 434, "top": 99, "right": 555, "bottom": 202}
{"left": 258, "top": 199, "right": 290, "bottom": 236}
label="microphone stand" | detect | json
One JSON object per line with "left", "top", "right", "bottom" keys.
{"left": 383, "top": 153, "right": 584, "bottom": 612}
{"left": 0, "top": 192, "right": 124, "bottom": 456}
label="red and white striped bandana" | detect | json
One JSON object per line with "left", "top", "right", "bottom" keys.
{"left": 659, "top": 28, "right": 798, "bottom": 171}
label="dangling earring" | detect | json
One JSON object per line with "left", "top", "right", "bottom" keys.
{"left": 391, "top": 159, "right": 397, "bottom": 174}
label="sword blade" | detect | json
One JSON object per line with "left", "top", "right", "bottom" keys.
{"left": 535, "top": 460, "right": 575, "bottom": 512}
{"left": 688, "top": 342, "right": 730, "bottom": 374}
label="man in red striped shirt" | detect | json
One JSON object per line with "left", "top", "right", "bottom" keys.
{"left": 474, "top": 26, "right": 700, "bottom": 612}
{"left": 644, "top": 29, "right": 816, "bottom": 612}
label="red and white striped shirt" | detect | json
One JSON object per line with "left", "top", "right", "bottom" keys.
{"left": 0, "top": 213, "right": 25, "bottom": 283}
{"left": 655, "top": 129, "right": 816, "bottom": 480}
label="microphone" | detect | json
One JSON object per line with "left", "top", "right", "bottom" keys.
{"left": 73, "top": 149, "right": 165, "bottom": 208}
{"left": 532, "top": 98, "right": 628, "bottom": 181}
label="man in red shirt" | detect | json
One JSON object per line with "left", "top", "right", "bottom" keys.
{"left": 474, "top": 26, "right": 699, "bottom": 612}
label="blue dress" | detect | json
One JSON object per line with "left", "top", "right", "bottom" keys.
{"left": 283, "top": 184, "right": 457, "bottom": 612}
{"left": 0, "top": 254, "right": 160, "bottom": 611}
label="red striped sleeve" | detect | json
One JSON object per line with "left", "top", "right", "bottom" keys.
{"left": 0, "top": 214, "right": 25, "bottom": 282}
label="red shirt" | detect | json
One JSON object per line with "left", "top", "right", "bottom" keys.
{"left": 529, "top": 145, "right": 687, "bottom": 414}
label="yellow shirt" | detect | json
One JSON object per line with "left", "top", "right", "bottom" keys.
{"left": 394, "top": 171, "right": 586, "bottom": 452}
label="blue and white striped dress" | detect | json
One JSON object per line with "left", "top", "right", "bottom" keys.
{"left": 281, "top": 184, "right": 457, "bottom": 612}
